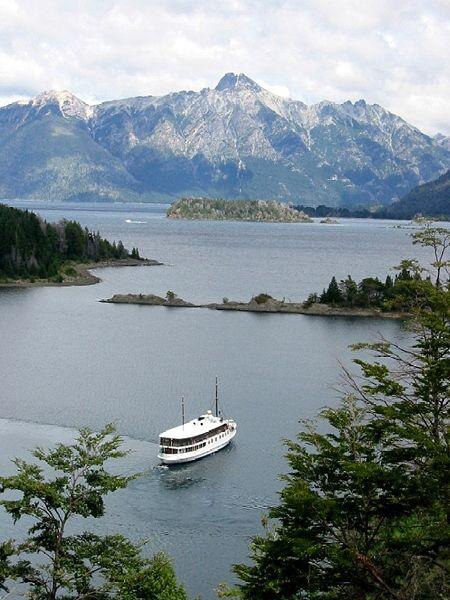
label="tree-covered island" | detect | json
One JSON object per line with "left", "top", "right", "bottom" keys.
{"left": 0, "top": 204, "right": 158, "bottom": 286}
{"left": 167, "top": 198, "right": 313, "bottom": 222}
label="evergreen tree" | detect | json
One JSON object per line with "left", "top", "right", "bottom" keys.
{"left": 131, "top": 247, "right": 141, "bottom": 260}
{"left": 0, "top": 205, "right": 141, "bottom": 281}
{"left": 232, "top": 225, "right": 450, "bottom": 599}
{"left": 321, "top": 276, "right": 343, "bottom": 305}
{"left": 116, "top": 240, "right": 127, "bottom": 259}
{"left": 232, "top": 287, "right": 449, "bottom": 599}
{"left": 341, "top": 275, "right": 358, "bottom": 306}
{"left": 64, "top": 220, "right": 86, "bottom": 259}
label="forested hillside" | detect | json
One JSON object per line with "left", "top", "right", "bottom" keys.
{"left": 0, "top": 204, "right": 139, "bottom": 281}
{"left": 386, "top": 170, "right": 450, "bottom": 218}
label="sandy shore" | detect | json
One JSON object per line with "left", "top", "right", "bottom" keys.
{"left": 100, "top": 293, "right": 410, "bottom": 320}
{"left": 0, "top": 258, "right": 163, "bottom": 289}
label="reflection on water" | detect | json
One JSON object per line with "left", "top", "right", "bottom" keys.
{"left": 161, "top": 472, "right": 207, "bottom": 490}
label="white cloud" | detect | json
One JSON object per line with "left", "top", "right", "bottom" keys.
{"left": 0, "top": 0, "right": 448, "bottom": 134}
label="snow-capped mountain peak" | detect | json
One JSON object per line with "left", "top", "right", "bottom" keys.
{"left": 31, "top": 90, "right": 93, "bottom": 120}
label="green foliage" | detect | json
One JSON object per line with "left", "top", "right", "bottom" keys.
{"left": 303, "top": 292, "right": 318, "bottom": 308}
{"left": 166, "top": 290, "right": 177, "bottom": 301}
{"left": 234, "top": 287, "right": 450, "bottom": 599}
{"left": 411, "top": 218, "right": 450, "bottom": 287}
{"left": 131, "top": 247, "right": 141, "bottom": 260}
{"left": 0, "top": 204, "right": 139, "bottom": 281}
{"left": 317, "top": 222, "right": 450, "bottom": 312}
{"left": 233, "top": 225, "right": 450, "bottom": 599}
{"left": 64, "top": 221, "right": 86, "bottom": 259}
{"left": 116, "top": 552, "right": 188, "bottom": 600}
{"left": 252, "top": 293, "right": 274, "bottom": 305}
{"left": 318, "top": 266, "right": 437, "bottom": 312}
{"left": 320, "top": 275, "right": 343, "bottom": 305}
{"left": 0, "top": 424, "right": 187, "bottom": 600}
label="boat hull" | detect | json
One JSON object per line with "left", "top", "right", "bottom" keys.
{"left": 158, "top": 428, "right": 236, "bottom": 464}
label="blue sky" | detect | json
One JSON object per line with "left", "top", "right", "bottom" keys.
{"left": 0, "top": 0, "right": 449, "bottom": 134}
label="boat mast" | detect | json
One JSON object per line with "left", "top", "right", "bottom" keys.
{"left": 215, "top": 376, "right": 219, "bottom": 417}
{"left": 181, "top": 395, "right": 185, "bottom": 430}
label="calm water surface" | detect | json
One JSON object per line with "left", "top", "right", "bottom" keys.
{"left": 0, "top": 202, "right": 430, "bottom": 598}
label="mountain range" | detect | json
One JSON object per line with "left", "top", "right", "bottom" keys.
{"left": 1, "top": 73, "right": 449, "bottom": 206}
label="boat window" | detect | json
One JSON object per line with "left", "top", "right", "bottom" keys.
{"left": 160, "top": 447, "right": 179, "bottom": 454}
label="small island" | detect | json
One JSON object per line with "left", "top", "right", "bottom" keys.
{"left": 320, "top": 217, "right": 339, "bottom": 224}
{"left": 101, "top": 292, "right": 197, "bottom": 307}
{"left": 0, "top": 204, "right": 161, "bottom": 287}
{"left": 167, "top": 197, "right": 313, "bottom": 223}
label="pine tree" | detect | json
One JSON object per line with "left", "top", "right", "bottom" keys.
{"left": 323, "top": 275, "right": 342, "bottom": 305}
{"left": 341, "top": 274, "right": 358, "bottom": 306}
{"left": 232, "top": 223, "right": 450, "bottom": 600}
{"left": 232, "top": 287, "right": 449, "bottom": 599}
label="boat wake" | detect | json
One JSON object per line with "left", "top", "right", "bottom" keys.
{"left": 125, "top": 219, "right": 147, "bottom": 224}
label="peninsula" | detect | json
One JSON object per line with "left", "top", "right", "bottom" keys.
{"left": 0, "top": 204, "right": 161, "bottom": 287}
{"left": 167, "top": 198, "right": 313, "bottom": 222}
{"left": 100, "top": 292, "right": 409, "bottom": 319}
{"left": 101, "top": 221, "right": 444, "bottom": 319}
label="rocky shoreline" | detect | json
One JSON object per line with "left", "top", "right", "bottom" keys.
{"left": 100, "top": 293, "right": 410, "bottom": 319}
{"left": 0, "top": 258, "right": 162, "bottom": 289}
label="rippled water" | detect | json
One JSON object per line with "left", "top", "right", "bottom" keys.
{"left": 0, "top": 202, "right": 431, "bottom": 598}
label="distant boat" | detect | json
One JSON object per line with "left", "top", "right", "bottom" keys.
{"left": 157, "top": 378, "right": 237, "bottom": 465}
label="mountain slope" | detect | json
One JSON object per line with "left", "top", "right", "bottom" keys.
{"left": 1, "top": 75, "right": 449, "bottom": 205}
{"left": 387, "top": 170, "right": 450, "bottom": 218}
{"left": 0, "top": 92, "right": 152, "bottom": 202}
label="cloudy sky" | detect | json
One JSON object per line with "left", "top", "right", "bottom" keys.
{"left": 0, "top": 0, "right": 449, "bottom": 135}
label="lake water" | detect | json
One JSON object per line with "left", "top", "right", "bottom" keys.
{"left": 0, "top": 202, "right": 431, "bottom": 598}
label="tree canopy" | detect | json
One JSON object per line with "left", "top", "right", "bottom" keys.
{"left": 0, "top": 424, "right": 187, "bottom": 600}
{"left": 0, "top": 204, "right": 138, "bottom": 281}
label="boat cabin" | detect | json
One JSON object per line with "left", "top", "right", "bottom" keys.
{"left": 159, "top": 410, "right": 230, "bottom": 455}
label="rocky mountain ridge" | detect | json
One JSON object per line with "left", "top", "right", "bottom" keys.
{"left": 1, "top": 73, "right": 449, "bottom": 205}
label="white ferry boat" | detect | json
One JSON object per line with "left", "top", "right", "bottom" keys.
{"left": 158, "top": 380, "right": 236, "bottom": 465}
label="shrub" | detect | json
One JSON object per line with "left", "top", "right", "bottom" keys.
{"left": 253, "top": 293, "right": 273, "bottom": 304}
{"left": 303, "top": 293, "right": 318, "bottom": 308}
